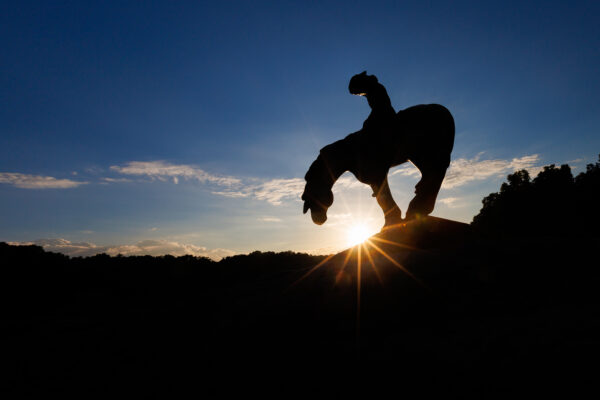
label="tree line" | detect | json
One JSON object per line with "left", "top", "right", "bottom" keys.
{"left": 472, "top": 154, "right": 600, "bottom": 237}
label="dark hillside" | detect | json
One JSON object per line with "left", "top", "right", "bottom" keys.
{"left": 2, "top": 217, "right": 600, "bottom": 397}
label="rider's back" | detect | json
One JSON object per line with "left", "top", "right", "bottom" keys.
{"left": 362, "top": 82, "right": 397, "bottom": 133}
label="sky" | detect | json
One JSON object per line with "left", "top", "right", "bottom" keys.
{"left": 1, "top": 1, "right": 599, "bottom": 258}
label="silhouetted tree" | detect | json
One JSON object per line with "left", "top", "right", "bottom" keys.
{"left": 574, "top": 155, "right": 600, "bottom": 228}
{"left": 472, "top": 155, "right": 600, "bottom": 237}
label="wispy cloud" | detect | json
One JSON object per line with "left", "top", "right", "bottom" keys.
{"left": 101, "top": 177, "right": 132, "bottom": 183}
{"left": 9, "top": 238, "right": 235, "bottom": 260}
{"left": 391, "top": 153, "right": 541, "bottom": 189}
{"left": 213, "top": 178, "right": 305, "bottom": 205}
{"left": 109, "top": 159, "right": 389, "bottom": 206}
{"left": 438, "top": 197, "right": 462, "bottom": 208}
{"left": 333, "top": 176, "right": 365, "bottom": 191}
{"left": 251, "top": 178, "right": 305, "bottom": 205}
{"left": 443, "top": 154, "right": 540, "bottom": 188}
{"left": 106, "top": 239, "right": 235, "bottom": 260}
{"left": 211, "top": 190, "right": 249, "bottom": 198}
{"left": 110, "top": 160, "right": 305, "bottom": 205}
{"left": 110, "top": 161, "right": 240, "bottom": 186}
{"left": 8, "top": 238, "right": 102, "bottom": 257}
{"left": 0, "top": 172, "right": 87, "bottom": 189}
{"left": 297, "top": 245, "right": 339, "bottom": 255}
{"left": 259, "top": 216, "right": 282, "bottom": 222}
{"left": 108, "top": 154, "right": 542, "bottom": 206}
{"left": 214, "top": 175, "right": 368, "bottom": 206}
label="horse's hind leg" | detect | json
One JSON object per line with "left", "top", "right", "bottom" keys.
{"left": 371, "top": 177, "right": 403, "bottom": 228}
{"left": 405, "top": 165, "right": 447, "bottom": 220}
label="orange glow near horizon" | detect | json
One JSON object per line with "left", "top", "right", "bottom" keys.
{"left": 346, "top": 223, "right": 373, "bottom": 247}
{"left": 288, "top": 232, "right": 429, "bottom": 356}
{"left": 289, "top": 176, "right": 429, "bottom": 350}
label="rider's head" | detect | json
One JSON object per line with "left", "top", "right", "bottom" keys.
{"left": 348, "top": 71, "right": 378, "bottom": 96}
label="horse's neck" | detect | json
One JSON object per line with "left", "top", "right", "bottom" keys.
{"left": 319, "top": 139, "right": 351, "bottom": 187}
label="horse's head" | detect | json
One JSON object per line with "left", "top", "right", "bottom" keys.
{"left": 302, "top": 182, "right": 333, "bottom": 225}
{"left": 302, "top": 156, "right": 334, "bottom": 225}
{"left": 348, "top": 71, "right": 379, "bottom": 96}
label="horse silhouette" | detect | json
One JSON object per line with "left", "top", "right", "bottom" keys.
{"left": 302, "top": 73, "right": 454, "bottom": 228}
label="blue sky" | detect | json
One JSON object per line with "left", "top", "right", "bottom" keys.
{"left": 1, "top": 1, "right": 599, "bottom": 258}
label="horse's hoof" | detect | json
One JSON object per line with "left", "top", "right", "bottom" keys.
{"left": 382, "top": 218, "right": 406, "bottom": 231}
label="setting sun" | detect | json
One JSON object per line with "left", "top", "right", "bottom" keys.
{"left": 346, "top": 223, "right": 373, "bottom": 247}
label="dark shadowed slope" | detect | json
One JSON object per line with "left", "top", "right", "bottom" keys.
{"left": 2, "top": 218, "right": 600, "bottom": 397}
{"left": 283, "top": 216, "right": 600, "bottom": 396}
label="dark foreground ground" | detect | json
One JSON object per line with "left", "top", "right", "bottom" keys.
{"left": 2, "top": 217, "right": 600, "bottom": 398}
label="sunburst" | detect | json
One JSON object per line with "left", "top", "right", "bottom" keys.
{"left": 289, "top": 225, "right": 429, "bottom": 356}
{"left": 346, "top": 223, "right": 373, "bottom": 247}
{"left": 292, "top": 182, "right": 428, "bottom": 352}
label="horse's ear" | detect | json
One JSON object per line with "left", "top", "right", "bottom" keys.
{"left": 303, "top": 202, "right": 309, "bottom": 214}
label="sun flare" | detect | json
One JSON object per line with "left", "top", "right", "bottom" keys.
{"left": 346, "top": 223, "right": 373, "bottom": 247}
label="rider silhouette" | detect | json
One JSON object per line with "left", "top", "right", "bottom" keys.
{"left": 346, "top": 71, "right": 403, "bottom": 222}
{"left": 348, "top": 71, "right": 397, "bottom": 136}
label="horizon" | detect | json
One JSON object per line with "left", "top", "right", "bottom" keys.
{"left": 2, "top": 1, "right": 599, "bottom": 259}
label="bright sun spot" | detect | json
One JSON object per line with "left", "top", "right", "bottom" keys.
{"left": 346, "top": 223, "right": 373, "bottom": 247}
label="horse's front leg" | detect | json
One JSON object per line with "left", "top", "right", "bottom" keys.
{"left": 371, "top": 176, "right": 403, "bottom": 229}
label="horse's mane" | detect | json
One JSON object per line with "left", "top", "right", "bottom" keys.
{"left": 305, "top": 133, "right": 363, "bottom": 186}
{"left": 304, "top": 155, "right": 325, "bottom": 182}
{"left": 321, "top": 135, "right": 357, "bottom": 168}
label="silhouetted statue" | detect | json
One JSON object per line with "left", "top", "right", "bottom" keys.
{"left": 302, "top": 72, "right": 455, "bottom": 228}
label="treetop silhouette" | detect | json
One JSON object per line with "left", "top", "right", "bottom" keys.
{"left": 472, "top": 154, "right": 600, "bottom": 236}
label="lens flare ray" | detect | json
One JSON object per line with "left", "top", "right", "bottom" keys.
{"left": 356, "top": 243, "right": 362, "bottom": 349}
{"left": 334, "top": 246, "right": 356, "bottom": 286}
{"left": 369, "top": 235, "right": 422, "bottom": 251}
{"left": 365, "top": 239, "right": 425, "bottom": 287}
{"left": 362, "top": 241, "right": 384, "bottom": 286}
